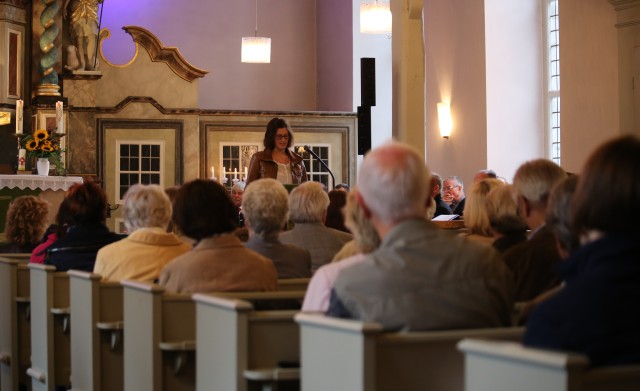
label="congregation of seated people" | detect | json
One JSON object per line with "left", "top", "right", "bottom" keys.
{"left": 2, "top": 133, "right": 639, "bottom": 383}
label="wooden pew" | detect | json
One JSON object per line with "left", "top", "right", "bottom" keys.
{"left": 457, "top": 339, "right": 640, "bottom": 391}
{"left": 193, "top": 294, "right": 301, "bottom": 391}
{"left": 27, "top": 263, "right": 71, "bottom": 391}
{"left": 295, "top": 313, "right": 525, "bottom": 391}
{"left": 276, "top": 278, "right": 309, "bottom": 292}
{"left": 122, "top": 280, "right": 196, "bottom": 391}
{"left": 0, "top": 257, "right": 31, "bottom": 391}
{"left": 68, "top": 270, "right": 124, "bottom": 391}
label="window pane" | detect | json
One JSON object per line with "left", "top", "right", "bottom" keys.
{"left": 142, "top": 145, "right": 150, "bottom": 157}
{"left": 130, "top": 158, "right": 139, "bottom": 170}
{"left": 120, "top": 144, "right": 129, "bottom": 156}
{"left": 152, "top": 144, "right": 160, "bottom": 156}
{"left": 142, "top": 158, "right": 150, "bottom": 171}
{"left": 151, "top": 158, "right": 160, "bottom": 171}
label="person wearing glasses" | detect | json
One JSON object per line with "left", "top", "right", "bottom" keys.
{"left": 443, "top": 176, "right": 466, "bottom": 216}
{"left": 246, "top": 117, "right": 308, "bottom": 186}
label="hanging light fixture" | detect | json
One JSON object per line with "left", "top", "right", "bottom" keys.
{"left": 241, "top": 0, "right": 271, "bottom": 63}
{"left": 360, "top": 0, "right": 392, "bottom": 34}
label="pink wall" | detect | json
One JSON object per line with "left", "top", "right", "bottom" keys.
{"left": 425, "top": 0, "right": 488, "bottom": 186}
{"left": 101, "top": 0, "right": 318, "bottom": 111}
{"left": 317, "top": 0, "right": 353, "bottom": 111}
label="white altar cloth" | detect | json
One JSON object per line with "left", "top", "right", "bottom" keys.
{"left": 0, "top": 175, "right": 83, "bottom": 192}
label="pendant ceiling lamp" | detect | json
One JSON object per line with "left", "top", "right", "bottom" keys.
{"left": 241, "top": 0, "right": 271, "bottom": 63}
{"left": 360, "top": 0, "right": 392, "bottom": 34}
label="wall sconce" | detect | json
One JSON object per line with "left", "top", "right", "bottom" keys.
{"left": 360, "top": 0, "right": 392, "bottom": 34}
{"left": 241, "top": 0, "right": 271, "bottom": 63}
{"left": 437, "top": 102, "right": 453, "bottom": 139}
{"left": 0, "top": 111, "right": 11, "bottom": 126}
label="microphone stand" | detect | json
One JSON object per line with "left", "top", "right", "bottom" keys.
{"left": 304, "top": 145, "right": 335, "bottom": 189}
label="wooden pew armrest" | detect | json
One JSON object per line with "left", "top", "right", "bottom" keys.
{"left": 159, "top": 340, "right": 196, "bottom": 375}
{"left": 26, "top": 367, "right": 47, "bottom": 383}
{"left": 0, "top": 352, "right": 10, "bottom": 365}
{"left": 51, "top": 306, "right": 71, "bottom": 333}
{"left": 97, "top": 321, "right": 124, "bottom": 350}
{"left": 244, "top": 367, "right": 301, "bottom": 381}
{"left": 15, "top": 296, "right": 30, "bottom": 303}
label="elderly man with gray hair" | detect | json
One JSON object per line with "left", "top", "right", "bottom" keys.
{"left": 503, "top": 159, "right": 567, "bottom": 302}
{"left": 279, "top": 181, "right": 352, "bottom": 272}
{"left": 243, "top": 179, "right": 311, "bottom": 278}
{"left": 94, "top": 184, "right": 191, "bottom": 282}
{"left": 327, "top": 141, "right": 514, "bottom": 331}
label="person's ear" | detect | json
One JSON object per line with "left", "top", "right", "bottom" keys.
{"left": 355, "top": 191, "right": 371, "bottom": 219}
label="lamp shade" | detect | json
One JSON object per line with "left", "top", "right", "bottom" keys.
{"left": 437, "top": 102, "right": 453, "bottom": 138}
{"left": 360, "top": 1, "right": 392, "bottom": 34}
{"left": 241, "top": 37, "right": 271, "bottom": 63}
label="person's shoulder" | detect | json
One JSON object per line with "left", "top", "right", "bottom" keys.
{"left": 281, "top": 242, "right": 311, "bottom": 259}
{"left": 325, "top": 226, "right": 353, "bottom": 242}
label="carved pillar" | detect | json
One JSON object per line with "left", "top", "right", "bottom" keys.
{"left": 391, "top": 0, "right": 426, "bottom": 158}
{"left": 609, "top": 0, "right": 640, "bottom": 135}
{"left": 34, "top": 0, "right": 61, "bottom": 97}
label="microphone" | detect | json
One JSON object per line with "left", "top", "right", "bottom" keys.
{"left": 303, "top": 145, "right": 336, "bottom": 189}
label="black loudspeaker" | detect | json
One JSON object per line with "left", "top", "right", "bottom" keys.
{"left": 357, "top": 106, "right": 371, "bottom": 155}
{"left": 361, "top": 58, "right": 376, "bottom": 107}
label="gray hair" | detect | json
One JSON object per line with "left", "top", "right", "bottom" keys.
{"left": 123, "top": 184, "right": 173, "bottom": 232}
{"left": 485, "top": 185, "right": 527, "bottom": 235}
{"left": 232, "top": 181, "right": 246, "bottom": 192}
{"left": 242, "top": 178, "right": 289, "bottom": 238}
{"left": 358, "top": 141, "right": 430, "bottom": 225}
{"left": 444, "top": 175, "right": 464, "bottom": 190}
{"left": 343, "top": 188, "right": 380, "bottom": 253}
{"left": 512, "top": 159, "right": 566, "bottom": 209}
{"left": 289, "top": 181, "right": 329, "bottom": 223}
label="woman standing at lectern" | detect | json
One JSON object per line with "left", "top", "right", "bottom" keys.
{"left": 246, "top": 118, "right": 308, "bottom": 186}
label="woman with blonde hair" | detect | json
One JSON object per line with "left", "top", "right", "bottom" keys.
{"left": 0, "top": 196, "right": 49, "bottom": 253}
{"left": 485, "top": 185, "right": 528, "bottom": 252}
{"left": 462, "top": 178, "right": 503, "bottom": 244}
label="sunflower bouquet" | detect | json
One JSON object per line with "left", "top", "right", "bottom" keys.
{"left": 22, "top": 129, "right": 65, "bottom": 174}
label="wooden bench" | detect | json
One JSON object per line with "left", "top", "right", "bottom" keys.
{"left": 193, "top": 294, "right": 301, "bottom": 391}
{"left": 28, "top": 263, "right": 71, "bottom": 391}
{"left": 457, "top": 339, "right": 640, "bottom": 391}
{"left": 276, "top": 278, "right": 309, "bottom": 292}
{"left": 295, "top": 313, "right": 525, "bottom": 391}
{"left": 68, "top": 270, "right": 124, "bottom": 391}
{"left": 0, "top": 256, "right": 31, "bottom": 391}
{"left": 122, "top": 280, "right": 196, "bottom": 391}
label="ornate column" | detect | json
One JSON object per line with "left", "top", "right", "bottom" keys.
{"left": 35, "top": 0, "right": 62, "bottom": 97}
{"left": 609, "top": 0, "right": 640, "bottom": 135}
{"left": 391, "top": 0, "right": 426, "bottom": 158}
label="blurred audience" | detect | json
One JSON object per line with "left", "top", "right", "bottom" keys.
{"left": 503, "top": 159, "right": 566, "bottom": 301}
{"left": 0, "top": 196, "right": 49, "bottom": 253}
{"left": 485, "top": 185, "right": 528, "bottom": 253}
{"left": 31, "top": 198, "right": 72, "bottom": 263}
{"left": 525, "top": 135, "right": 640, "bottom": 367}
{"left": 303, "top": 189, "right": 380, "bottom": 312}
{"left": 243, "top": 178, "right": 311, "bottom": 278}
{"left": 93, "top": 184, "right": 191, "bottom": 282}
{"left": 324, "top": 189, "right": 349, "bottom": 233}
{"left": 462, "top": 178, "right": 503, "bottom": 244}
{"left": 45, "top": 182, "right": 123, "bottom": 271}
{"left": 443, "top": 176, "right": 466, "bottom": 216}
{"left": 431, "top": 173, "right": 453, "bottom": 218}
{"left": 328, "top": 142, "right": 514, "bottom": 330}
{"left": 334, "top": 183, "right": 350, "bottom": 192}
{"left": 159, "top": 179, "right": 276, "bottom": 293}
{"left": 473, "top": 169, "right": 498, "bottom": 183}
{"left": 279, "top": 181, "right": 352, "bottom": 272}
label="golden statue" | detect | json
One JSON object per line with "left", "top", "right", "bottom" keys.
{"left": 64, "top": 0, "right": 104, "bottom": 71}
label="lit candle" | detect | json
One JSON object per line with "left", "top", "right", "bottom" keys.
{"left": 15, "top": 99, "right": 23, "bottom": 134}
{"left": 18, "top": 148, "right": 26, "bottom": 170}
{"left": 222, "top": 166, "right": 226, "bottom": 179}
{"left": 55, "top": 101, "right": 64, "bottom": 133}
{"left": 234, "top": 168, "right": 238, "bottom": 180}
{"left": 244, "top": 166, "right": 248, "bottom": 181}
{"left": 211, "top": 166, "right": 215, "bottom": 178}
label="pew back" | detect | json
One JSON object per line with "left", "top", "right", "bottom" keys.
{"left": 0, "top": 257, "right": 31, "bottom": 391}
{"left": 122, "top": 280, "right": 195, "bottom": 391}
{"left": 458, "top": 339, "right": 640, "bottom": 391}
{"left": 193, "top": 294, "right": 300, "bottom": 391}
{"left": 28, "top": 264, "right": 71, "bottom": 391}
{"left": 68, "top": 270, "right": 124, "bottom": 391}
{"left": 276, "top": 278, "right": 309, "bottom": 292}
{"left": 295, "top": 313, "right": 525, "bottom": 391}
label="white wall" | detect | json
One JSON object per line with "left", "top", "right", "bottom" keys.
{"left": 352, "top": 0, "right": 393, "bottom": 152}
{"left": 485, "top": 0, "right": 545, "bottom": 182}
{"left": 560, "top": 0, "right": 619, "bottom": 174}
{"left": 424, "top": 0, "right": 489, "bottom": 186}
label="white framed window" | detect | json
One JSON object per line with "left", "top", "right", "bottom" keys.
{"left": 220, "top": 143, "right": 260, "bottom": 184}
{"left": 116, "top": 141, "right": 165, "bottom": 201}
{"left": 296, "top": 144, "right": 331, "bottom": 188}
{"left": 545, "top": 0, "right": 560, "bottom": 164}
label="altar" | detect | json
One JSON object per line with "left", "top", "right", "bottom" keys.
{"left": 0, "top": 175, "right": 84, "bottom": 235}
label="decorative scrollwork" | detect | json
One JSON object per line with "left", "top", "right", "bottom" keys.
{"left": 39, "top": 0, "right": 60, "bottom": 85}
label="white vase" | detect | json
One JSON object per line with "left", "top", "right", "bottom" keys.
{"left": 37, "top": 158, "right": 50, "bottom": 176}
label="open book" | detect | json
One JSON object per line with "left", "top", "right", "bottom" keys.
{"left": 432, "top": 214, "right": 460, "bottom": 221}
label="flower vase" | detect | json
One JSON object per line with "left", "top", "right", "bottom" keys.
{"left": 37, "top": 158, "right": 50, "bottom": 176}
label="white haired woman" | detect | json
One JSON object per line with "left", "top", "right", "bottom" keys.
{"left": 93, "top": 184, "right": 191, "bottom": 282}
{"left": 243, "top": 178, "right": 311, "bottom": 278}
